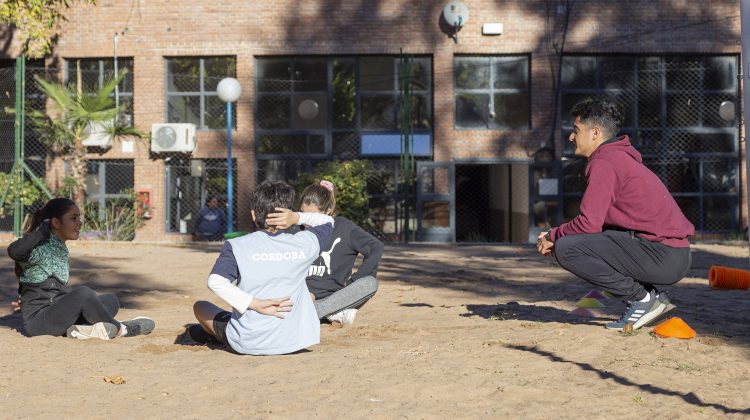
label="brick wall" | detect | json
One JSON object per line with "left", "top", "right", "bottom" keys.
{"left": 0, "top": 0, "right": 743, "bottom": 239}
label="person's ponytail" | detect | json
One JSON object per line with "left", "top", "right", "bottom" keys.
{"left": 25, "top": 208, "right": 47, "bottom": 234}
{"left": 24, "top": 198, "right": 76, "bottom": 234}
{"left": 300, "top": 181, "right": 337, "bottom": 216}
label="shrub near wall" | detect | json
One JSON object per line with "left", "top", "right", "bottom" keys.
{"left": 292, "top": 160, "right": 373, "bottom": 230}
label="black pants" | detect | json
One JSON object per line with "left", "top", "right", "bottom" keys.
{"left": 212, "top": 311, "right": 232, "bottom": 347}
{"left": 23, "top": 286, "right": 121, "bottom": 337}
{"left": 553, "top": 230, "right": 692, "bottom": 301}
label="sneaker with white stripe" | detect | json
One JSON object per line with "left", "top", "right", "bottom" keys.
{"left": 606, "top": 291, "right": 667, "bottom": 331}
{"left": 642, "top": 291, "right": 677, "bottom": 327}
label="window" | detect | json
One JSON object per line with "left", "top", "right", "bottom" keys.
{"left": 560, "top": 55, "right": 740, "bottom": 232}
{"left": 255, "top": 56, "right": 433, "bottom": 241}
{"left": 65, "top": 58, "right": 134, "bottom": 125}
{"left": 255, "top": 56, "right": 433, "bottom": 160}
{"left": 164, "top": 158, "right": 237, "bottom": 234}
{"left": 166, "top": 57, "right": 236, "bottom": 130}
{"left": 85, "top": 159, "right": 135, "bottom": 220}
{"left": 454, "top": 55, "right": 530, "bottom": 130}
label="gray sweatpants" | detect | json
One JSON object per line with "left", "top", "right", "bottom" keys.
{"left": 553, "top": 230, "right": 691, "bottom": 301}
{"left": 314, "top": 275, "right": 378, "bottom": 319}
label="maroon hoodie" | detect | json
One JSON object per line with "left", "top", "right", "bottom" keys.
{"left": 549, "top": 135, "right": 694, "bottom": 247}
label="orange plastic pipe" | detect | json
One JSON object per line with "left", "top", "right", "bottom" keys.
{"left": 709, "top": 265, "right": 750, "bottom": 290}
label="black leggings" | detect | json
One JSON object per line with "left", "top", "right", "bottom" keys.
{"left": 23, "top": 286, "right": 121, "bottom": 337}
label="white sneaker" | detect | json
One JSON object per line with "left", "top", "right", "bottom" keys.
{"left": 66, "top": 322, "right": 119, "bottom": 340}
{"left": 326, "top": 309, "right": 358, "bottom": 325}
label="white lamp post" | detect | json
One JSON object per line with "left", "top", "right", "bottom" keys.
{"left": 217, "top": 77, "right": 242, "bottom": 234}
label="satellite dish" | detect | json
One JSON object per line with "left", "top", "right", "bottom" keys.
{"left": 298, "top": 99, "right": 320, "bottom": 120}
{"left": 443, "top": 1, "right": 469, "bottom": 27}
{"left": 718, "top": 100, "right": 735, "bottom": 122}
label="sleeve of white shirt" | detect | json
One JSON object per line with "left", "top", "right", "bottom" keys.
{"left": 207, "top": 274, "right": 254, "bottom": 314}
{"left": 207, "top": 242, "right": 254, "bottom": 314}
{"left": 296, "top": 212, "right": 334, "bottom": 227}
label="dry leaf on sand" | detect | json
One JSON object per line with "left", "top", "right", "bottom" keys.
{"left": 103, "top": 376, "right": 126, "bottom": 385}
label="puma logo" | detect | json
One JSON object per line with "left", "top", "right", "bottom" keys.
{"left": 308, "top": 237, "right": 341, "bottom": 277}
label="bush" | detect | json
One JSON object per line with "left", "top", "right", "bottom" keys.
{"left": 292, "top": 160, "right": 374, "bottom": 229}
{"left": 81, "top": 190, "right": 148, "bottom": 241}
{"left": 0, "top": 172, "right": 45, "bottom": 217}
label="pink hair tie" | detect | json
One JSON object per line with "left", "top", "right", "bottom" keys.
{"left": 319, "top": 180, "right": 334, "bottom": 192}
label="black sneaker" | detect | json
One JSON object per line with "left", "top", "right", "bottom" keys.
{"left": 606, "top": 291, "right": 667, "bottom": 331}
{"left": 186, "top": 324, "right": 220, "bottom": 344}
{"left": 121, "top": 317, "right": 156, "bottom": 336}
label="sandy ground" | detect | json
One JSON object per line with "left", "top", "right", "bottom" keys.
{"left": 1, "top": 241, "right": 749, "bottom": 419}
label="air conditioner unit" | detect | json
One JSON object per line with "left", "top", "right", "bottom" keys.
{"left": 151, "top": 123, "right": 196, "bottom": 153}
{"left": 81, "top": 121, "right": 114, "bottom": 148}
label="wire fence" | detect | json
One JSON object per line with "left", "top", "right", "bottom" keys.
{"left": 253, "top": 56, "right": 432, "bottom": 241}
{"left": 560, "top": 55, "right": 741, "bottom": 234}
{"left": 0, "top": 61, "right": 51, "bottom": 234}
{"left": 0, "top": 54, "right": 742, "bottom": 241}
{"left": 0, "top": 65, "right": 17, "bottom": 230}
{"left": 0, "top": 60, "right": 143, "bottom": 240}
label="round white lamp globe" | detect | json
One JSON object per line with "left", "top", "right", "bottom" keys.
{"left": 718, "top": 100, "right": 735, "bottom": 122}
{"left": 298, "top": 99, "right": 320, "bottom": 120}
{"left": 217, "top": 77, "right": 242, "bottom": 103}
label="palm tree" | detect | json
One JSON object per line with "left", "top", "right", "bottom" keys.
{"left": 30, "top": 68, "right": 145, "bottom": 210}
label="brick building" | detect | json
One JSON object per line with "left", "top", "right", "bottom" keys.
{"left": 0, "top": 0, "right": 744, "bottom": 242}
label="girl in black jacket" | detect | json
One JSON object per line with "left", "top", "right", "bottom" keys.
{"left": 268, "top": 180, "right": 383, "bottom": 325}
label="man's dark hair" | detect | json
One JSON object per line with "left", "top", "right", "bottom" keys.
{"left": 571, "top": 98, "right": 623, "bottom": 138}
{"left": 251, "top": 180, "right": 295, "bottom": 229}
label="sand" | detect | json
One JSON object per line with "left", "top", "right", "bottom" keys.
{"left": 1, "top": 241, "right": 749, "bottom": 419}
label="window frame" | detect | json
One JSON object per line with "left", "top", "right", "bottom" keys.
{"left": 254, "top": 55, "right": 434, "bottom": 160}
{"left": 64, "top": 57, "right": 135, "bottom": 125}
{"left": 85, "top": 159, "right": 135, "bottom": 221}
{"left": 164, "top": 56, "right": 237, "bottom": 131}
{"left": 453, "top": 54, "right": 532, "bottom": 131}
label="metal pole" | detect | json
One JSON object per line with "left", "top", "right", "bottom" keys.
{"left": 14, "top": 55, "right": 26, "bottom": 237}
{"left": 741, "top": 0, "right": 750, "bottom": 249}
{"left": 399, "top": 50, "right": 414, "bottom": 243}
{"left": 226, "top": 101, "right": 234, "bottom": 233}
{"left": 114, "top": 33, "right": 119, "bottom": 124}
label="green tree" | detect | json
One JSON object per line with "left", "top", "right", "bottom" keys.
{"left": 0, "top": 0, "right": 96, "bottom": 58}
{"left": 30, "top": 68, "right": 145, "bottom": 210}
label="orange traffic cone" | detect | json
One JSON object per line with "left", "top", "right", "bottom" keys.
{"left": 653, "top": 317, "right": 696, "bottom": 339}
{"left": 709, "top": 265, "right": 750, "bottom": 290}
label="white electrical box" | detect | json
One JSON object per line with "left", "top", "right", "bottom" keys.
{"left": 482, "top": 23, "right": 504, "bottom": 36}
